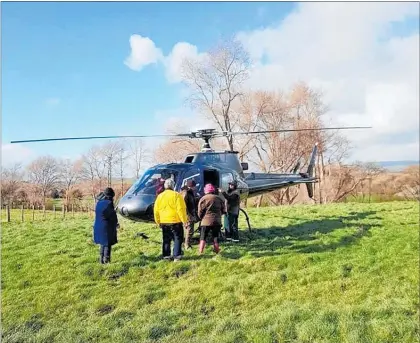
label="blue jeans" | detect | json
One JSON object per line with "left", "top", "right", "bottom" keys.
{"left": 99, "top": 244, "right": 111, "bottom": 264}
{"left": 225, "top": 213, "right": 239, "bottom": 240}
{"left": 161, "top": 223, "right": 184, "bottom": 258}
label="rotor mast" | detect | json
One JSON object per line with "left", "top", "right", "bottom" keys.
{"left": 193, "top": 129, "right": 217, "bottom": 152}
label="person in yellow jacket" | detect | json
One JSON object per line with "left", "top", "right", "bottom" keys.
{"left": 154, "top": 178, "right": 188, "bottom": 261}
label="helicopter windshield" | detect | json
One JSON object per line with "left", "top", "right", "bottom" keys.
{"left": 127, "top": 168, "right": 179, "bottom": 196}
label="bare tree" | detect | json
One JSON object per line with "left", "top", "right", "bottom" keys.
{"left": 114, "top": 141, "right": 130, "bottom": 198}
{"left": 129, "top": 139, "right": 150, "bottom": 179}
{"left": 1, "top": 163, "right": 24, "bottom": 204}
{"left": 26, "top": 156, "right": 60, "bottom": 205}
{"left": 397, "top": 165, "right": 420, "bottom": 200}
{"left": 180, "top": 37, "right": 251, "bottom": 150}
{"left": 154, "top": 139, "right": 203, "bottom": 164}
{"left": 60, "top": 158, "right": 83, "bottom": 208}
{"left": 102, "top": 141, "right": 123, "bottom": 188}
{"left": 322, "top": 162, "right": 385, "bottom": 203}
{"left": 81, "top": 146, "right": 107, "bottom": 199}
{"left": 235, "top": 82, "right": 354, "bottom": 205}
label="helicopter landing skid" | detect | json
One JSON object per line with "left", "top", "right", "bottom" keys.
{"left": 239, "top": 208, "right": 252, "bottom": 233}
{"left": 193, "top": 208, "right": 252, "bottom": 241}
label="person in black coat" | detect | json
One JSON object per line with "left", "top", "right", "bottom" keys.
{"left": 220, "top": 181, "right": 241, "bottom": 242}
{"left": 93, "top": 187, "right": 119, "bottom": 264}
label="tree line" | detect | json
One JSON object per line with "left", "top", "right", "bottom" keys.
{"left": 1, "top": 140, "right": 151, "bottom": 209}
{"left": 2, "top": 37, "right": 419, "bottom": 209}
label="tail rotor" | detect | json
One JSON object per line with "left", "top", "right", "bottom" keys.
{"left": 305, "top": 143, "right": 318, "bottom": 198}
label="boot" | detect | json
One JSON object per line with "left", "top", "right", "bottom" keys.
{"left": 213, "top": 242, "right": 220, "bottom": 254}
{"left": 198, "top": 240, "right": 206, "bottom": 254}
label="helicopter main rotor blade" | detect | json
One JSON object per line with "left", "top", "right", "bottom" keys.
{"left": 11, "top": 126, "right": 372, "bottom": 144}
{"left": 220, "top": 126, "right": 372, "bottom": 136}
{"left": 10, "top": 133, "right": 192, "bottom": 144}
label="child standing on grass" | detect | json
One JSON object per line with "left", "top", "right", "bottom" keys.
{"left": 93, "top": 187, "right": 119, "bottom": 264}
{"left": 197, "top": 183, "right": 226, "bottom": 255}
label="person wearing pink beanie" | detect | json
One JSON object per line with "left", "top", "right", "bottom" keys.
{"left": 197, "top": 183, "right": 226, "bottom": 254}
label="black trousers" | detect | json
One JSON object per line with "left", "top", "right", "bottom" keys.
{"left": 99, "top": 244, "right": 112, "bottom": 264}
{"left": 161, "top": 223, "right": 184, "bottom": 258}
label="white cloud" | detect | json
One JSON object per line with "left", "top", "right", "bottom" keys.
{"left": 124, "top": 34, "right": 163, "bottom": 71}
{"left": 124, "top": 3, "right": 419, "bottom": 161}
{"left": 1, "top": 143, "right": 35, "bottom": 167}
{"left": 233, "top": 2, "right": 419, "bottom": 161}
{"left": 163, "top": 42, "right": 208, "bottom": 83}
{"left": 45, "top": 97, "right": 60, "bottom": 106}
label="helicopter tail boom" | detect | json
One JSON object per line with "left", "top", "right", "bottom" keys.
{"left": 244, "top": 143, "right": 319, "bottom": 198}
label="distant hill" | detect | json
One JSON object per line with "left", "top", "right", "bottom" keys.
{"left": 377, "top": 160, "right": 419, "bottom": 171}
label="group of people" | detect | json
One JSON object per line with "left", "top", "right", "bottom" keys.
{"left": 92, "top": 178, "right": 241, "bottom": 264}
{"left": 153, "top": 178, "right": 241, "bottom": 261}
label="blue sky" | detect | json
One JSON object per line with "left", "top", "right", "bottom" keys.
{"left": 2, "top": 1, "right": 294, "bottom": 158}
{"left": 2, "top": 2, "right": 419, "bottom": 168}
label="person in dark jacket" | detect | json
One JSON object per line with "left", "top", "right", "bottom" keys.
{"left": 197, "top": 183, "right": 226, "bottom": 254}
{"left": 221, "top": 180, "right": 241, "bottom": 242}
{"left": 93, "top": 187, "right": 119, "bottom": 264}
{"left": 181, "top": 180, "right": 199, "bottom": 250}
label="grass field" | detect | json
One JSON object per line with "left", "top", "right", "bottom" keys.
{"left": 1, "top": 201, "right": 419, "bottom": 343}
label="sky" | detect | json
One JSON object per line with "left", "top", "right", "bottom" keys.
{"left": 2, "top": 1, "right": 419, "bottom": 172}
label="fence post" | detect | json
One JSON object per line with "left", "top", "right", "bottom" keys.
{"left": 21, "top": 204, "right": 24, "bottom": 222}
{"left": 53, "top": 205, "right": 56, "bottom": 219}
{"left": 32, "top": 205, "right": 35, "bottom": 221}
{"left": 72, "top": 204, "right": 74, "bottom": 218}
{"left": 7, "top": 204, "right": 11, "bottom": 222}
{"left": 62, "top": 205, "right": 65, "bottom": 219}
{"left": 43, "top": 205, "right": 46, "bottom": 220}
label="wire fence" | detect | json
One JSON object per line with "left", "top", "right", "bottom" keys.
{"left": 1, "top": 203, "right": 96, "bottom": 223}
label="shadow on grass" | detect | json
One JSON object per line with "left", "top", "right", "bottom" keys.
{"left": 226, "top": 210, "right": 381, "bottom": 258}
{"left": 83, "top": 211, "right": 381, "bottom": 278}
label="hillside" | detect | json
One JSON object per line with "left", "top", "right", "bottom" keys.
{"left": 1, "top": 201, "right": 419, "bottom": 343}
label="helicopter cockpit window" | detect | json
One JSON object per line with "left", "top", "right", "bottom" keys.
{"left": 126, "top": 168, "right": 179, "bottom": 195}
{"left": 221, "top": 172, "right": 234, "bottom": 190}
{"left": 181, "top": 169, "right": 201, "bottom": 190}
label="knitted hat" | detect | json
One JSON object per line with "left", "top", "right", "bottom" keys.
{"left": 204, "top": 183, "right": 215, "bottom": 194}
{"left": 103, "top": 187, "right": 115, "bottom": 197}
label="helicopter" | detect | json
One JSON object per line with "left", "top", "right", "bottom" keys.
{"left": 11, "top": 126, "right": 371, "bottom": 226}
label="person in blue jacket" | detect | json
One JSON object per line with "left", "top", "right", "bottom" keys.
{"left": 93, "top": 187, "right": 119, "bottom": 264}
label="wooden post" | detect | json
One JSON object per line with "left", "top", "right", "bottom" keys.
{"left": 62, "top": 205, "right": 65, "bottom": 219}
{"left": 32, "top": 205, "right": 35, "bottom": 221}
{"left": 21, "top": 204, "right": 24, "bottom": 222}
{"left": 72, "top": 204, "right": 74, "bottom": 218}
{"left": 43, "top": 205, "right": 46, "bottom": 220}
{"left": 7, "top": 204, "right": 11, "bottom": 222}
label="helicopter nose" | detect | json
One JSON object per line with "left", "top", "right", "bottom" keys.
{"left": 116, "top": 194, "right": 155, "bottom": 221}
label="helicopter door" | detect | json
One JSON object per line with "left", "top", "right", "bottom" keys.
{"left": 203, "top": 169, "right": 219, "bottom": 188}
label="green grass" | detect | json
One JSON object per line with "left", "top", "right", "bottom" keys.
{"left": 2, "top": 201, "right": 419, "bottom": 343}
